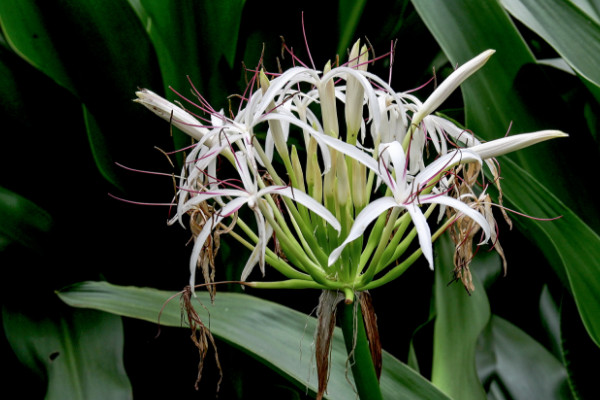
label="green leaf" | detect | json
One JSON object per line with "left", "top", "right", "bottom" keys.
{"left": 499, "top": 160, "right": 600, "bottom": 348}
{"left": 560, "top": 294, "right": 600, "bottom": 400}
{"left": 0, "top": 186, "right": 52, "bottom": 251}
{"left": 2, "top": 304, "right": 132, "bottom": 400}
{"left": 125, "top": 0, "right": 245, "bottom": 151}
{"left": 337, "top": 0, "right": 367, "bottom": 56}
{"left": 82, "top": 104, "right": 123, "bottom": 190}
{"left": 411, "top": 0, "right": 600, "bottom": 348}
{"left": 500, "top": 0, "right": 600, "bottom": 90}
{"left": 432, "top": 235, "right": 491, "bottom": 399}
{"left": 0, "top": 0, "right": 162, "bottom": 187}
{"left": 57, "top": 281, "right": 451, "bottom": 400}
{"left": 477, "top": 316, "right": 573, "bottom": 400}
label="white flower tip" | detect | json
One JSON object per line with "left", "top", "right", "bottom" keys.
{"left": 416, "top": 49, "right": 496, "bottom": 122}
{"left": 469, "top": 129, "right": 569, "bottom": 159}
{"left": 480, "top": 49, "right": 496, "bottom": 61}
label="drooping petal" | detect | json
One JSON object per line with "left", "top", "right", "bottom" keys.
{"left": 240, "top": 207, "right": 273, "bottom": 282}
{"left": 171, "top": 189, "right": 247, "bottom": 226}
{"left": 404, "top": 202, "right": 434, "bottom": 269}
{"left": 188, "top": 197, "right": 248, "bottom": 293}
{"left": 418, "top": 193, "right": 492, "bottom": 244}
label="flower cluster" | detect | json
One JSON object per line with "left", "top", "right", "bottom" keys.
{"left": 136, "top": 41, "right": 566, "bottom": 301}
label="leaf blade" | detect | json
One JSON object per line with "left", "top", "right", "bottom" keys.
{"left": 57, "top": 281, "right": 451, "bottom": 400}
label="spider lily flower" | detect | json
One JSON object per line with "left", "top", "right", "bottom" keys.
{"left": 328, "top": 141, "right": 492, "bottom": 268}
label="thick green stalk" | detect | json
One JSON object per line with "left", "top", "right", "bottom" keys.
{"left": 340, "top": 300, "right": 383, "bottom": 400}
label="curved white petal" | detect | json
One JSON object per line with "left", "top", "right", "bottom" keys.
{"left": 188, "top": 197, "right": 248, "bottom": 293}
{"left": 468, "top": 130, "right": 568, "bottom": 159}
{"left": 170, "top": 189, "right": 247, "bottom": 226}
{"left": 258, "top": 186, "right": 341, "bottom": 232}
{"left": 413, "top": 50, "right": 495, "bottom": 122}
{"left": 328, "top": 197, "right": 398, "bottom": 266}
{"left": 404, "top": 203, "right": 434, "bottom": 269}
{"left": 413, "top": 149, "right": 482, "bottom": 191}
{"left": 419, "top": 194, "right": 491, "bottom": 244}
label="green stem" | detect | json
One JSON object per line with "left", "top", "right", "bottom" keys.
{"left": 340, "top": 300, "right": 383, "bottom": 400}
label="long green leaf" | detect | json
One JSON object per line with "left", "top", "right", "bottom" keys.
{"left": 0, "top": 0, "right": 162, "bottom": 188}
{"left": 0, "top": 186, "right": 52, "bottom": 251}
{"left": 337, "top": 0, "right": 367, "bottom": 56}
{"left": 412, "top": 0, "right": 600, "bottom": 347}
{"left": 2, "top": 304, "right": 132, "bottom": 400}
{"left": 500, "top": 0, "right": 600, "bottom": 90}
{"left": 125, "top": 0, "right": 245, "bottom": 151}
{"left": 57, "top": 281, "right": 451, "bottom": 400}
{"left": 499, "top": 159, "right": 600, "bottom": 347}
{"left": 477, "top": 316, "right": 573, "bottom": 400}
{"left": 432, "top": 235, "right": 491, "bottom": 399}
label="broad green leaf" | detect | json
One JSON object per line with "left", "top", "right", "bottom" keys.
{"left": 412, "top": 0, "right": 600, "bottom": 348}
{"left": 2, "top": 304, "right": 132, "bottom": 400}
{"left": 500, "top": 0, "right": 600, "bottom": 90}
{"left": 0, "top": 1, "right": 161, "bottom": 188}
{"left": 432, "top": 235, "right": 491, "bottom": 399}
{"left": 57, "top": 281, "right": 451, "bottom": 400}
{"left": 570, "top": 0, "right": 600, "bottom": 24}
{"left": 126, "top": 0, "right": 245, "bottom": 151}
{"left": 560, "top": 295, "right": 600, "bottom": 400}
{"left": 0, "top": 2, "right": 74, "bottom": 92}
{"left": 477, "top": 316, "right": 573, "bottom": 400}
{"left": 499, "top": 159, "right": 600, "bottom": 347}
{"left": 0, "top": 186, "right": 52, "bottom": 251}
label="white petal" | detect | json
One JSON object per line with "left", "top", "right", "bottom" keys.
{"left": 413, "top": 149, "right": 482, "bottom": 191}
{"left": 135, "top": 89, "right": 211, "bottom": 143}
{"left": 413, "top": 50, "right": 495, "bottom": 123}
{"left": 188, "top": 197, "right": 248, "bottom": 293}
{"left": 258, "top": 186, "right": 341, "bottom": 232}
{"left": 468, "top": 130, "right": 568, "bottom": 159}
{"left": 405, "top": 203, "right": 434, "bottom": 269}
{"left": 419, "top": 194, "right": 491, "bottom": 244}
{"left": 328, "top": 197, "right": 398, "bottom": 266}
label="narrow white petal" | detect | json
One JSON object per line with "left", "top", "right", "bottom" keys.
{"left": 188, "top": 197, "right": 248, "bottom": 293}
{"left": 135, "top": 89, "right": 211, "bottom": 143}
{"left": 405, "top": 203, "right": 434, "bottom": 269}
{"left": 413, "top": 50, "right": 495, "bottom": 122}
{"left": 171, "top": 189, "right": 247, "bottom": 225}
{"left": 468, "top": 130, "right": 568, "bottom": 159}
{"left": 328, "top": 197, "right": 398, "bottom": 266}
{"left": 413, "top": 149, "right": 481, "bottom": 190}
{"left": 258, "top": 186, "right": 341, "bottom": 232}
{"left": 419, "top": 194, "right": 491, "bottom": 243}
